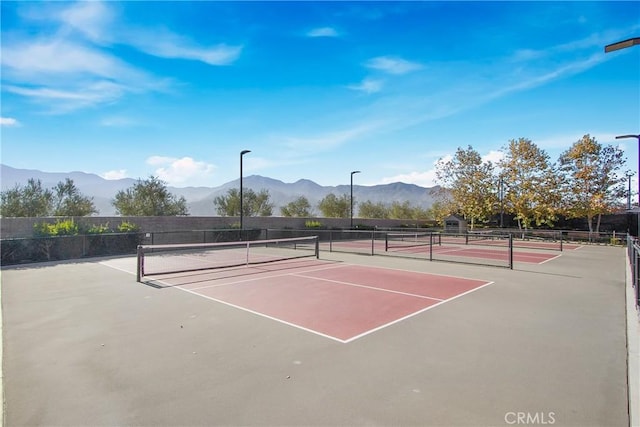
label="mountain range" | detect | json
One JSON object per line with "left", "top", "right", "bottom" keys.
{"left": 0, "top": 164, "right": 439, "bottom": 216}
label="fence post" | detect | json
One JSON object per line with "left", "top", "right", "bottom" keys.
{"left": 509, "top": 233, "right": 514, "bottom": 270}
{"left": 136, "top": 245, "right": 143, "bottom": 282}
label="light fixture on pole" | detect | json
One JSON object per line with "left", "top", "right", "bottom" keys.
{"left": 240, "top": 150, "right": 251, "bottom": 234}
{"left": 350, "top": 170, "right": 361, "bottom": 229}
{"left": 616, "top": 135, "right": 640, "bottom": 207}
{"left": 604, "top": 37, "right": 640, "bottom": 53}
{"left": 627, "top": 170, "right": 635, "bottom": 210}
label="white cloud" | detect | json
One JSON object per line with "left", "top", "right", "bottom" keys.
{"left": 482, "top": 150, "right": 504, "bottom": 164}
{"left": 307, "top": 27, "right": 339, "bottom": 37}
{"left": 380, "top": 169, "right": 439, "bottom": 188}
{"left": 58, "top": 1, "right": 114, "bottom": 44}
{"left": 101, "top": 169, "right": 128, "bottom": 180}
{"left": 347, "top": 78, "right": 383, "bottom": 94}
{"left": 365, "top": 56, "right": 422, "bottom": 75}
{"left": 146, "top": 156, "right": 216, "bottom": 186}
{"left": 0, "top": 117, "right": 20, "bottom": 127}
{"left": 127, "top": 29, "right": 242, "bottom": 66}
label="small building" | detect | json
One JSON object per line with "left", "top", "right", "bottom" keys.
{"left": 444, "top": 215, "right": 467, "bottom": 233}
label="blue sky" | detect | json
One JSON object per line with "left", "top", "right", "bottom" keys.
{"left": 1, "top": 1, "right": 639, "bottom": 188}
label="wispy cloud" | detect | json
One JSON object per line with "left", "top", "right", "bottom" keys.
{"left": 0, "top": 117, "right": 20, "bottom": 127}
{"left": 2, "top": 1, "right": 242, "bottom": 113}
{"left": 347, "top": 78, "right": 383, "bottom": 94}
{"left": 146, "top": 156, "right": 216, "bottom": 186}
{"left": 365, "top": 56, "right": 422, "bottom": 75}
{"left": 307, "top": 27, "right": 339, "bottom": 38}
{"left": 126, "top": 29, "right": 242, "bottom": 66}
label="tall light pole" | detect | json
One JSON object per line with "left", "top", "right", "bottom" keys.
{"left": 240, "top": 150, "right": 251, "bottom": 235}
{"left": 616, "top": 135, "right": 640, "bottom": 207}
{"left": 350, "top": 170, "right": 361, "bottom": 229}
{"left": 627, "top": 171, "right": 635, "bottom": 210}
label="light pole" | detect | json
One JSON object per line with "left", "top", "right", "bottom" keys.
{"left": 627, "top": 171, "right": 635, "bottom": 210}
{"left": 240, "top": 150, "right": 251, "bottom": 235}
{"left": 350, "top": 170, "right": 361, "bottom": 229}
{"left": 616, "top": 135, "right": 640, "bottom": 207}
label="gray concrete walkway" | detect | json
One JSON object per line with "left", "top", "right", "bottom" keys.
{"left": 1, "top": 244, "right": 631, "bottom": 426}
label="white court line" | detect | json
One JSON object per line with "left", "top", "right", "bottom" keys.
{"left": 538, "top": 254, "right": 562, "bottom": 264}
{"left": 292, "top": 273, "right": 444, "bottom": 301}
{"left": 186, "top": 263, "right": 348, "bottom": 291}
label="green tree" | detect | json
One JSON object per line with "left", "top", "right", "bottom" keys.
{"left": 318, "top": 193, "right": 350, "bottom": 218}
{"left": 558, "top": 134, "right": 626, "bottom": 233}
{"left": 0, "top": 179, "right": 53, "bottom": 217}
{"left": 213, "top": 188, "right": 273, "bottom": 216}
{"left": 435, "top": 146, "right": 497, "bottom": 229}
{"left": 281, "top": 196, "right": 312, "bottom": 217}
{"left": 499, "top": 138, "right": 559, "bottom": 230}
{"left": 52, "top": 178, "right": 98, "bottom": 216}
{"left": 358, "top": 200, "right": 389, "bottom": 219}
{"left": 113, "top": 176, "right": 188, "bottom": 216}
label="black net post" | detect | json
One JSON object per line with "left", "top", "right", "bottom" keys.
{"left": 136, "top": 245, "right": 143, "bottom": 282}
{"left": 429, "top": 232, "right": 433, "bottom": 261}
{"left": 508, "top": 233, "right": 514, "bottom": 270}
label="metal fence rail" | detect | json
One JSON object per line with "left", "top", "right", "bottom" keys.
{"left": 627, "top": 235, "right": 640, "bottom": 313}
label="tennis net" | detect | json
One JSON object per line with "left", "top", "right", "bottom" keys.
{"left": 385, "top": 232, "right": 441, "bottom": 251}
{"left": 136, "top": 235, "right": 319, "bottom": 281}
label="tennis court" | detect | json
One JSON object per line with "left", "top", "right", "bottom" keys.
{"left": 131, "top": 256, "right": 492, "bottom": 343}
{"left": 1, "top": 240, "right": 632, "bottom": 426}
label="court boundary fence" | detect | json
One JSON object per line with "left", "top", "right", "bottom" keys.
{"left": 626, "top": 235, "right": 640, "bottom": 313}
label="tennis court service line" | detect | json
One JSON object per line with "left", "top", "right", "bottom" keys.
{"left": 183, "top": 263, "right": 349, "bottom": 292}
{"left": 343, "top": 280, "right": 495, "bottom": 343}
{"left": 291, "top": 273, "right": 445, "bottom": 302}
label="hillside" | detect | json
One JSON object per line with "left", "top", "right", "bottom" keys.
{"left": 0, "top": 164, "right": 439, "bottom": 216}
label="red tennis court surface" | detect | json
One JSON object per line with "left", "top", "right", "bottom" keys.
{"left": 145, "top": 259, "right": 493, "bottom": 343}
{"left": 323, "top": 240, "right": 561, "bottom": 264}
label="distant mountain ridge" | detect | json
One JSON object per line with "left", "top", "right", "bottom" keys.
{"left": 0, "top": 164, "right": 439, "bottom": 216}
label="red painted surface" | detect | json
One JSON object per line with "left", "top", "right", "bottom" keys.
{"left": 157, "top": 263, "right": 491, "bottom": 342}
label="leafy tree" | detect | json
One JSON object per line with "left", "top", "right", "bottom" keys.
{"left": 427, "top": 200, "right": 451, "bottom": 226}
{"left": 113, "top": 176, "right": 188, "bottom": 216}
{"left": 0, "top": 179, "right": 53, "bottom": 217}
{"left": 558, "top": 134, "right": 626, "bottom": 233}
{"left": 281, "top": 196, "right": 312, "bottom": 217}
{"left": 499, "top": 138, "right": 559, "bottom": 230}
{"left": 52, "top": 178, "right": 97, "bottom": 216}
{"left": 213, "top": 188, "right": 273, "bottom": 216}
{"left": 358, "top": 200, "right": 389, "bottom": 219}
{"left": 435, "top": 146, "right": 497, "bottom": 229}
{"left": 318, "top": 193, "right": 350, "bottom": 218}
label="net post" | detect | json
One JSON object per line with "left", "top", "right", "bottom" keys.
{"left": 465, "top": 232, "right": 469, "bottom": 245}
{"left": 384, "top": 233, "right": 389, "bottom": 252}
{"left": 508, "top": 233, "right": 514, "bottom": 269}
{"left": 429, "top": 232, "right": 433, "bottom": 261}
{"left": 136, "top": 245, "right": 143, "bottom": 282}
{"left": 560, "top": 231, "right": 563, "bottom": 251}
{"left": 315, "top": 236, "right": 320, "bottom": 259}
{"left": 371, "top": 231, "right": 375, "bottom": 255}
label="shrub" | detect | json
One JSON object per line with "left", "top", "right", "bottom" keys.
{"left": 117, "top": 221, "right": 139, "bottom": 233}
{"left": 305, "top": 220, "right": 323, "bottom": 229}
{"left": 86, "top": 223, "right": 112, "bottom": 234}
{"left": 33, "top": 219, "right": 79, "bottom": 237}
